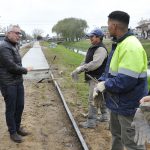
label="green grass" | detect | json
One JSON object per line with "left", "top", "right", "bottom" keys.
{"left": 63, "top": 39, "right": 91, "bottom": 51}
{"left": 140, "top": 39, "right": 150, "bottom": 60}
{"left": 148, "top": 78, "right": 150, "bottom": 90}
{"left": 41, "top": 41, "right": 89, "bottom": 107}
{"left": 63, "top": 38, "right": 112, "bottom": 52}
{"left": 63, "top": 39, "right": 150, "bottom": 60}
{"left": 42, "top": 42, "right": 84, "bottom": 70}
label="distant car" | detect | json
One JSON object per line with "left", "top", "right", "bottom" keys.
{"left": 0, "top": 33, "right": 5, "bottom": 43}
{"left": 26, "top": 40, "right": 30, "bottom": 43}
{"left": 19, "top": 41, "right": 22, "bottom": 46}
{"left": 22, "top": 40, "right": 26, "bottom": 44}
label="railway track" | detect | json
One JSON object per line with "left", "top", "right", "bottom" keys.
{"left": 49, "top": 71, "right": 89, "bottom": 150}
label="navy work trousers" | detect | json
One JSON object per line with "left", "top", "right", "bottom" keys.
{"left": 0, "top": 82, "right": 24, "bottom": 134}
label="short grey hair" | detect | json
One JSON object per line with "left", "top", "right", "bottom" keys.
{"left": 7, "top": 25, "right": 20, "bottom": 33}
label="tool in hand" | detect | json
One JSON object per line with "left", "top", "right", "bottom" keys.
{"left": 86, "top": 74, "right": 118, "bottom": 107}
{"left": 86, "top": 74, "right": 105, "bottom": 100}
{"left": 86, "top": 74, "right": 99, "bottom": 83}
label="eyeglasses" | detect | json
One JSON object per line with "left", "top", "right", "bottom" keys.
{"left": 10, "top": 31, "right": 22, "bottom": 35}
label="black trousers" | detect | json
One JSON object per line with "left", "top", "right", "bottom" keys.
{"left": 1, "top": 82, "right": 24, "bottom": 134}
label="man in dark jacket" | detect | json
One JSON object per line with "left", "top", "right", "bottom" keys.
{"left": 71, "top": 28, "right": 109, "bottom": 128}
{"left": 0, "top": 25, "right": 33, "bottom": 143}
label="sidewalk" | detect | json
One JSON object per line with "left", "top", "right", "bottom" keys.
{"left": 22, "top": 41, "right": 50, "bottom": 80}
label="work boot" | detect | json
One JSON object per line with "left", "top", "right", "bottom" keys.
{"left": 17, "top": 128, "right": 29, "bottom": 136}
{"left": 79, "top": 103, "right": 97, "bottom": 128}
{"left": 79, "top": 119, "right": 97, "bottom": 128}
{"left": 97, "top": 113, "right": 110, "bottom": 122}
{"left": 10, "top": 133, "right": 23, "bottom": 143}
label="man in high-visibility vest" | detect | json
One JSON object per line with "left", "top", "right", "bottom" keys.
{"left": 94, "top": 11, "right": 148, "bottom": 150}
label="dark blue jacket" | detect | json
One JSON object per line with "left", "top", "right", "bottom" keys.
{"left": 100, "top": 31, "right": 148, "bottom": 116}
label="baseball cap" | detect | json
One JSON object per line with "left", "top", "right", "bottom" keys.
{"left": 86, "top": 29, "right": 104, "bottom": 37}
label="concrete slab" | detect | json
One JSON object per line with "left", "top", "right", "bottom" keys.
{"left": 22, "top": 42, "right": 50, "bottom": 80}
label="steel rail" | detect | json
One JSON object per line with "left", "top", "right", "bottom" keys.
{"left": 50, "top": 71, "right": 89, "bottom": 150}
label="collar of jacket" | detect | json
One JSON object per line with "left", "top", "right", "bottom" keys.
{"left": 89, "top": 42, "right": 103, "bottom": 49}
{"left": 112, "top": 29, "right": 134, "bottom": 44}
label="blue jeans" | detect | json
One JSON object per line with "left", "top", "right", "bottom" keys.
{"left": 1, "top": 82, "right": 24, "bottom": 134}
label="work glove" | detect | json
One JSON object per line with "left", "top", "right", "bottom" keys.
{"left": 131, "top": 108, "right": 150, "bottom": 145}
{"left": 140, "top": 96, "right": 150, "bottom": 103}
{"left": 93, "top": 87, "right": 99, "bottom": 99}
{"left": 71, "top": 66, "right": 84, "bottom": 81}
{"left": 75, "top": 66, "right": 85, "bottom": 73}
{"left": 95, "top": 81, "right": 105, "bottom": 92}
{"left": 140, "top": 102, "right": 150, "bottom": 125}
{"left": 71, "top": 70, "right": 79, "bottom": 81}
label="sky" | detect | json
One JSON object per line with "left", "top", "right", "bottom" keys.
{"left": 0, "top": 0, "right": 150, "bottom": 37}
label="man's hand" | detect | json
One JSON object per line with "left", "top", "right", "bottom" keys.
{"left": 140, "top": 96, "right": 150, "bottom": 103}
{"left": 76, "top": 66, "right": 84, "bottom": 73}
{"left": 131, "top": 108, "right": 150, "bottom": 145}
{"left": 140, "top": 102, "right": 150, "bottom": 126}
{"left": 71, "top": 70, "right": 79, "bottom": 81}
{"left": 96, "top": 81, "right": 105, "bottom": 92}
{"left": 26, "top": 66, "right": 33, "bottom": 71}
{"left": 71, "top": 66, "right": 84, "bottom": 81}
{"left": 93, "top": 81, "right": 105, "bottom": 99}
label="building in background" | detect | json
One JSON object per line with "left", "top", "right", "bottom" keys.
{"left": 136, "top": 20, "right": 150, "bottom": 39}
{"left": 101, "top": 26, "right": 109, "bottom": 38}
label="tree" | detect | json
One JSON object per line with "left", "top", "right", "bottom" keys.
{"left": 21, "top": 30, "right": 26, "bottom": 40}
{"left": 26, "top": 34, "right": 33, "bottom": 40}
{"left": 0, "top": 26, "right": 7, "bottom": 33}
{"left": 52, "top": 18, "right": 88, "bottom": 41}
{"left": 32, "top": 28, "right": 44, "bottom": 39}
{"left": 37, "top": 35, "right": 43, "bottom": 40}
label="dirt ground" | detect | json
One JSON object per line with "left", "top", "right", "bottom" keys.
{"left": 0, "top": 81, "right": 111, "bottom": 150}
{"left": 2, "top": 44, "right": 149, "bottom": 150}
{"left": 0, "top": 81, "right": 82, "bottom": 150}
{"left": 47, "top": 68, "right": 112, "bottom": 150}
{"left": 56, "top": 81, "right": 112, "bottom": 150}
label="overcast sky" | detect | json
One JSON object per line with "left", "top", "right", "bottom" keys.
{"left": 0, "top": 0, "right": 150, "bottom": 36}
